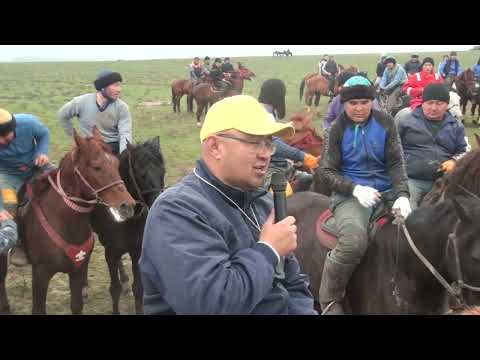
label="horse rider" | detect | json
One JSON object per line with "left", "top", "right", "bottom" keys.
{"left": 439, "top": 51, "right": 464, "bottom": 87}
{"left": 318, "top": 76, "right": 411, "bottom": 314}
{"left": 398, "top": 83, "right": 467, "bottom": 209}
{"left": 318, "top": 55, "right": 328, "bottom": 76}
{"left": 258, "top": 79, "right": 320, "bottom": 194}
{"left": 189, "top": 57, "right": 206, "bottom": 88}
{"left": 379, "top": 56, "right": 408, "bottom": 114}
{"left": 210, "top": 58, "right": 232, "bottom": 91}
{"left": 0, "top": 109, "right": 52, "bottom": 266}
{"left": 139, "top": 95, "right": 317, "bottom": 315}
{"left": 203, "top": 56, "right": 211, "bottom": 73}
{"left": 221, "top": 57, "right": 235, "bottom": 73}
{"left": 325, "top": 55, "right": 339, "bottom": 97}
{"left": 404, "top": 54, "right": 422, "bottom": 76}
{"left": 403, "top": 57, "right": 444, "bottom": 110}
{"left": 374, "top": 54, "right": 387, "bottom": 88}
{"left": 58, "top": 70, "right": 132, "bottom": 156}
{"left": 473, "top": 56, "right": 480, "bottom": 81}
{"left": 324, "top": 72, "right": 382, "bottom": 131}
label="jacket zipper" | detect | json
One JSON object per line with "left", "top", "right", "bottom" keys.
{"left": 361, "top": 127, "right": 375, "bottom": 189}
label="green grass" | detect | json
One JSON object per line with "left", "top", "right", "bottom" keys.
{"left": 3, "top": 50, "right": 480, "bottom": 314}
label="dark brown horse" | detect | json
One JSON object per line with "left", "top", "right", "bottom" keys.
{"left": 0, "top": 127, "right": 136, "bottom": 315}
{"left": 192, "top": 64, "right": 255, "bottom": 126}
{"left": 422, "top": 134, "right": 480, "bottom": 207}
{"left": 89, "top": 137, "right": 166, "bottom": 315}
{"left": 288, "top": 191, "right": 480, "bottom": 314}
{"left": 455, "top": 69, "right": 480, "bottom": 124}
{"left": 171, "top": 79, "right": 193, "bottom": 113}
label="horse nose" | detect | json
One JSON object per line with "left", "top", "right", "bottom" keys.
{"left": 119, "top": 202, "right": 134, "bottom": 218}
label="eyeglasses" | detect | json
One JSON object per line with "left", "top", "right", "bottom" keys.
{"left": 215, "top": 134, "right": 276, "bottom": 155}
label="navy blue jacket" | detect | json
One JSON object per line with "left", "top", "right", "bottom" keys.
{"left": 320, "top": 110, "right": 409, "bottom": 198}
{"left": 139, "top": 159, "right": 317, "bottom": 315}
{"left": 399, "top": 107, "right": 467, "bottom": 181}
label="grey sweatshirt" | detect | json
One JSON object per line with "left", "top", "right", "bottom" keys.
{"left": 58, "top": 93, "right": 132, "bottom": 153}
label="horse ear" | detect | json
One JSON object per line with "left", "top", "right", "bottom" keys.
{"left": 73, "top": 128, "right": 86, "bottom": 148}
{"left": 151, "top": 136, "right": 160, "bottom": 149}
{"left": 452, "top": 197, "right": 471, "bottom": 223}
{"left": 474, "top": 133, "right": 480, "bottom": 148}
{"left": 91, "top": 125, "right": 103, "bottom": 142}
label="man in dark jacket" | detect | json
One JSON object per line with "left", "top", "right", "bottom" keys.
{"left": 374, "top": 55, "right": 387, "bottom": 88}
{"left": 221, "top": 57, "right": 235, "bottom": 73}
{"left": 404, "top": 54, "right": 422, "bottom": 75}
{"left": 210, "top": 58, "right": 230, "bottom": 91}
{"left": 139, "top": 95, "right": 317, "bottom": 315}
{"left": 398, "top": 83, "right": 467, "bottom": 209}
{"left": 318, "top": 76, "right": 411, "bottom": 315}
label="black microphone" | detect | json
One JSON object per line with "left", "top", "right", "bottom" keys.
{"left": 271, "top": 172, "right": 287, "bottom": 223}
{"left": 270, "top": 172, "right": 288, "bottom": 279}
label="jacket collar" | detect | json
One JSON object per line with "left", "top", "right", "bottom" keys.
{"left": 195, "top": 159, "right": 268, "bottom": 210}
{"left": 413, "top": 106, "right": 457, "bottom": 125}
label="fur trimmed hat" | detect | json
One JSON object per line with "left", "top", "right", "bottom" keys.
{"left": 94, "top": 70, "right": 122, "bottom": 91}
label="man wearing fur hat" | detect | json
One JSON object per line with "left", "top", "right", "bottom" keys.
{"left": 0, "top": 109, "right": 51, "bottom": 265}
{"left": 318, "top": 76, "right": 411, "bottom": 314}
{"left": 58, "top": 70, "right": 132, "bottom": 156}
{"left": 404, "top": 54, "right": 422, "bottom": 76}
{"left": 398, "top": 83, "right": 467, "bottom": 209}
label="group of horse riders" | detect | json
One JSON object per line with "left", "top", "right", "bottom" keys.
{"left": 189, "top": 56, "right": 236, "bottom": 91}
{"left": 1, "top": 53, "right": 479, "bottom": 315}
{"left": 0, "top": 70, "right": 131, "bottom": 267}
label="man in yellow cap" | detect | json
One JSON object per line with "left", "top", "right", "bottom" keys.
{"left": 0, "top": 109, "right": 51, "bottom": 265}
{"left": 139, "top": 95, "right": 317, "bottom": 315}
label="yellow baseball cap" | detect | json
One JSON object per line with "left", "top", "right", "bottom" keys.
{"left": 0, "top": 109, "right": 12, "bottom": 124}
{"left": 199, "top": 95, "right": 295, "bottom": 142}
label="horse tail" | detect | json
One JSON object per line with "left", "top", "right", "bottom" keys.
{"left": 300, "top": 79, "right": 306, "bottom": 101}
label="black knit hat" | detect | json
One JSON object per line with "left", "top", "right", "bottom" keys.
{"left": 94, "top": 70, "right": 122, "bottom": 91}
{"left": 258, "top": 79, "right": 286, "bottom": 119}
{"left": 421, "top": 57, "right": 435, "bottom": 67}
{"left": 422, "top": 83, "right": 449, "bottom": 103}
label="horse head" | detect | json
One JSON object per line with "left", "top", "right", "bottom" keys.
{"left": 71, "top": 126, "right": 135, "bottom": 221}
{"left": 446, "top": 195, "right": 480, "bottom": 306}
{"left": 237, "top": 65, "right": 255, "bottom": 80}
{"left": 122, "top": 136, "right": 166, "bottom": 208}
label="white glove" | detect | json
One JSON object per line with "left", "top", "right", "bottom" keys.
{"left": 392, "top": 196, "right": 412, "bottom": 219}
{"left": 352, "top": 185, "right": 381, "bottom": 208}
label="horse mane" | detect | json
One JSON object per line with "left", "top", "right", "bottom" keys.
{"left": 446, "top": 147, "right": 480, "bottom": 197}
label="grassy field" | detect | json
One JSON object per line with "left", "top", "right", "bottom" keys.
{"left": 2, "top": 50, "right": 480, "bottom": 315}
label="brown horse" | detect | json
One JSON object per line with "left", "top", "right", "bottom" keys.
{"left": 455, "top": 69, "right": 480, "bottom": 124}
{"left": 282, "top": 108, "right": 329, "bottom": 194}
{"left": 299, "top": 65, "right": 358, "bottom": 107}
{"left": 0, "top": 127, "right": 136, "bottom": 315}
{"left": 192, "top": 64, "right": 255, "bottom": 126}
{"left": 171, "top": 79, "right": 193, "bottom": 113}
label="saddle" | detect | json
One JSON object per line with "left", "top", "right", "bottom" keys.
{"left": 316, "top": 197, "right": 394, "bottom": 250}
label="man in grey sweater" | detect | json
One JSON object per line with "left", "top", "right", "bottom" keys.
{"left": 58, "top": 70, "right": 132, "bottom": 155}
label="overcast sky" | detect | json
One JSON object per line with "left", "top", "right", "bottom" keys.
{"left": 0, "top": 45, "right": 475, "bottom": 62}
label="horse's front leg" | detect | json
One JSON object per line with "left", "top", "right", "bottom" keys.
{"left": 69, "top": 262, "right": 89, "bottom": 315}
{"left": 130, "top": 251, "right": 144, "bottom": 315}
{"left": 32, "top": 264, "right": 54, "bottom": 315}
{"left": 105, "top": 248, "right": 123, "bottom": 315}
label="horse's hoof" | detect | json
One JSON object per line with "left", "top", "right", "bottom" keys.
{"left": 82, "top": 287, "right": 88, "bottom": 299}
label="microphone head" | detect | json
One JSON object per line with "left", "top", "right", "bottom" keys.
{"left": 271, "top": 172, "right": 287, "bottom": 192}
